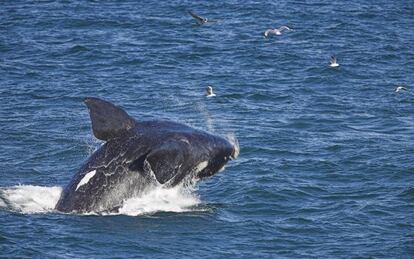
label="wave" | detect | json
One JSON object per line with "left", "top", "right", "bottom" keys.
{"left": 0, "top": 184, "right": 200, "bottom": 216}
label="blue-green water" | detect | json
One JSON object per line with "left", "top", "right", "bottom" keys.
{"left": 1, "top": 1, "right": 414, "bottom": 257}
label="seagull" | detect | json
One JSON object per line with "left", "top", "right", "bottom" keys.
{"left": 263, "top": 26, "right": 292, "bottom": 38}
{"left": 189, "top": 11, "right": 209, "bottom": 25}
{"left": 205, "top": 86, "right": 216, "bottom": 97}
{"left": 329, "top": 55, "right": 339, "bottom": 68}
{"left": 395, "top": 86, "right": 407, "bottom": 93}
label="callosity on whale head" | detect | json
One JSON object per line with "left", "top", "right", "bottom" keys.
{"left": 55, "top": 97, "right": 239, "bottom": 213}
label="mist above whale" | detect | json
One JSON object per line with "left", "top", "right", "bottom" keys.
{"left": 55, "top": 97, "right": 239, "bottom": 213}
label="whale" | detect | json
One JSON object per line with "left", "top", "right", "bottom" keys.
{"left": 55, "top": 97, "right": 239, "bottom": 213}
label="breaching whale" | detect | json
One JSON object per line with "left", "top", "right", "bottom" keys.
{"left": 55, "top": 97, "right": 239, "bottom": 213}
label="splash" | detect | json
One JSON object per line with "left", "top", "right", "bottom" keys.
{"left": 0, "top": 184, "right": 200, "bottom": 216}
{"left": 195, "top": 101, "right": 216, "bottom": 132}
{"left": 118, "top": 185, "right": 200, "bottom": 216}
{"left": 0, "top": 185, "right": 62, "bottom": 213}
{"left": 226, "top": 133, "right": 240, "bottom": 158}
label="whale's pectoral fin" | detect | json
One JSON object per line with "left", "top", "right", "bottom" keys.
{"left": 129, "top": 152, "right": 150, "bottom": 172}
{"left": 146, "top": 140, "right": 188, "bottom": 184}
{"left": 84, "top": 97, "right": 137, "bottom": 141}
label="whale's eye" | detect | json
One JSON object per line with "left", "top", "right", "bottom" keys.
{"left": 129, "top": 152, "right": 150, "bottom": 171}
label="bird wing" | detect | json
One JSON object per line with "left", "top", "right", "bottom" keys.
{"left": 330, "top": 56, "right": 337, "bottom": 63}
{"left": 279, "top": 26, "right": 291, "bottom": 31}
{"left": 189, "top": 11, "right": 206, "bottom": 24}
{"left": 264, "top": 29, "right": 273, "bottom": 37}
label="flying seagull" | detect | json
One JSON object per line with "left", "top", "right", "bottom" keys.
{"left": 329, "top": 55, "right": 339, "bottom": 68}
{"left": 189, "top": 11, "right": 209, "bottom": 25}
{"left": 395, "top": 86, "right": 407, "bottom": 93}
{"left": 263, "top": 26, "right": 292, "bottom": 38}
{"left": 205, "top": 86, "right": 216, "bottom": 97}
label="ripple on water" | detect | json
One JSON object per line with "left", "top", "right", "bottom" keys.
{"left": 1, "top": 0, "right": 414, "bottom": 258}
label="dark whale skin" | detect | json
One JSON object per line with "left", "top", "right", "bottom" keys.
{"left": 55, "top": 98, "right": 238, "bottom": 213}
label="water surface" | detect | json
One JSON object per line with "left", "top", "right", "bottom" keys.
{"left": 1, "top": 0, "right": 414, "bottom": 257}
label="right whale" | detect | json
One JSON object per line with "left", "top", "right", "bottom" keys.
{"left": 55, "top": 97, "right": 239, "bottom": 213}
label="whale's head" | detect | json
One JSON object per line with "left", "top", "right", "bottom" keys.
{"left": 193, "top": 133, "right": 239, "bottom": 180}
{"left": 133, "top": 120, "right": 239, "bottom": 186}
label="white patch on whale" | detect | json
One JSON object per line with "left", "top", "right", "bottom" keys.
{"left": 76, "top": 170, "right": 97, "bottom": 191}
{"left": 195, "top": 161, "right": 208, "bottom": 173}
{"left": 218, "top": 165, "right": 226, "bottom": 172}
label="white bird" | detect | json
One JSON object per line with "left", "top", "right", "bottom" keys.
{"left": 205, "top": 86, "right": 216, "bottom": 97}
{"left": 189, "top": 11, "right": 209, "bottom": 25}
{"left": 395, "top": 86, "right": 407, "bottom": 93}
{"left": 329, "top": 55, "right": 339, "bottom": 67}
{"left": 263, "top": 26, "right": 292, "bottom": 38}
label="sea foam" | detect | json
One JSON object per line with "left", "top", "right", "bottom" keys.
{"left": 118, "top": 185, "right": 200, "bottom": 216}
{"left": 0, "top": 184, "right": 200, "bottom": 216}
{"left": 0, "top": 185, "right": 62, "bottom": 213}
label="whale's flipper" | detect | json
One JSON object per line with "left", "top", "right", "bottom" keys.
{"left": 146, "top": 140, "right": 190, "bottom": 185}
{"left": 84, "top": 97, "right": 136, "bottom": 141}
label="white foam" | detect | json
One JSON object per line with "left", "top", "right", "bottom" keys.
{"left": 76, "top": 170, "right": 97, "bottom": 191}
{"left": 0, "top": 184, "right": 200, "bottom": 216}
{"left": 226, "top": 133, "right": 239, "bottom": 158}
{"left": 118, "top": 185, "right": 200, "bottom": 216}
{"left": 0, "top": 185, "right": 62, "bottom": 213}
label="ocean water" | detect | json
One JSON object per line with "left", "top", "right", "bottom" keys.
{"left": 1, "top": 0, "right": 414, "bottom": 257}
